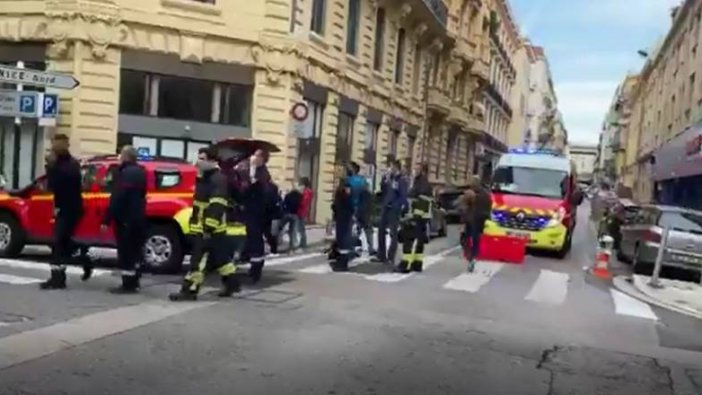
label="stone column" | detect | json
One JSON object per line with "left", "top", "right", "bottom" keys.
{"left": 46, "top": 41, "right": 121, "bottom": 156}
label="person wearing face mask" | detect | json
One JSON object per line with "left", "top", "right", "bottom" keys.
{"left": 100, "top": 145, "right": 147, "bottom": 293}
{"left": 170, "top": 146, "right": 240, "bottom": 300}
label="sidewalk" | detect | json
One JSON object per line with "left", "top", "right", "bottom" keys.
{"left": 613, "top": 275, "right": 702, "bottom": 320}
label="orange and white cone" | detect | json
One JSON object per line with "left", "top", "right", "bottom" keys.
{"left": 592, "top": 235, "right": 613, "bottom": 280}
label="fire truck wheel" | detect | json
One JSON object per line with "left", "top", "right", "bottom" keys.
{"left": 142, "top": 223, "right": 184, "bottom": 274}
{"left": 555, "top": 231, "right": 572, "bottom": 259}
{"left": 0, "top": 212, "right": 25, "bottom": 258}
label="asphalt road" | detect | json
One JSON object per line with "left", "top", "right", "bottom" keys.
{"left": 0, "top": 204, "right": 701, "bottom": 394}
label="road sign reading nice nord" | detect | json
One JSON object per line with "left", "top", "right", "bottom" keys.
{"left": 0, "top": 64, "right": 80, "bottom": 90}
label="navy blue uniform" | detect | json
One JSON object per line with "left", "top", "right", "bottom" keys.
{"left": 103, "top": 161, "right": 147, "bottom": 291}
{"left": 331, "top": 180, "right": 354, "bottom": 271}
{"left": 243, "top": 165, "right": 270, "bottom": 283}
{"left": 41, "top": 152, "right": 85, "bottom": 289}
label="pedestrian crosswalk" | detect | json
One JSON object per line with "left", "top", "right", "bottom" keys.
{"left": 0, "top": 249, "right": 661, "bottom": 322}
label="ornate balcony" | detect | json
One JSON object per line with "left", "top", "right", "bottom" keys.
{"left": 470, "top": 59, "right": 489, "bottom": 82}
{"left": 427, "top": 86, "right": 451, "bottom": 116}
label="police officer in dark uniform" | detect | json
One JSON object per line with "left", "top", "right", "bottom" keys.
{"left": 101, "top": 145, "right": 148, "bottom": 293}
{"left": 397, "top": 163, "right": 433, "bottom": 273}
{"left": 243, "top": 149, "right": 271, "bottom": 284}
{"left": 170, "top": 147, "right": 241, "bottom": 300}
{"left": 330, "top": 165, "right": 354, "bottom": 272}
{"left": 40, "top": 134, "right": 91, "bottom": 290}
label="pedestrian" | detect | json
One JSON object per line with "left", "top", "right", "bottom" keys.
{"left": 100, "top": 145, "right": 148, "bottom": 293}
{"left": 244, "top": 148, "right": 272, "bottom": 283}
{"left": 330, "top": 166, "right": 354, "bottom": 272}
{"left": 373, "top": 159, "right": 408, "bottom": 265}
{"left": 457, "top": 187, "right": 477, "bottom": 261}
{"left": 260, "top": 157, "right": 281, "bottom": 256}
{"left": 296, "top": 177, "right": 314, "bottom": 249}
{"left": 346, "top": 162, "right": 374, "bottom": 255}
{"left": 279, "top": 182, "right": 303, "bottom": 252}
{"left": 462, "top": 175, "right": 492, "bottom": 272}
{"left": 396, "top": 163, "right": 433, "bottom": 273}
{"left": 169, "top": 146, "right": 240, "bottom": 300}
{"left": 40, "top": 134, "right": 91, "bottom": 290}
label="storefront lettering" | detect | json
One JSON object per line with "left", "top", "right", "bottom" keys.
{"left": 685, "top": 134, "right": 702, "bottom": 156}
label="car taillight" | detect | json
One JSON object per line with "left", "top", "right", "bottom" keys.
{"left": 644, "top": 230, "right": 661, "bottom": 243}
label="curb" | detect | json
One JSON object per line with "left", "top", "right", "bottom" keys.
{"left": 612, "top": 275, "right": 702, "bottom": 320}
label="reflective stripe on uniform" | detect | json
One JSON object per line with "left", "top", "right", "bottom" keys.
{"left": 121, "top": 270, "right": 137, "bottom": 276}
{"left": 250, "top": 256, "right": 265, "bottom": 263}
{"left": 401, "top": 253, "right": 414, "bottom": 262}
{"left": 193, "top": 200, "right": 208, "bottom": 208}
{"left": 337, "top": 249, "right": 351, "bottom": 255}
{"left": 50, "top": 264, "right": 66, "bottom": 271}
{"left": 225, "top": 225, "right": 246, "bottom": 236}
{"left": 204, "top": 218, "right": 222, "bottom": 228}
{"left": 411, "top": 253, "right": 424, "bottom": 263}
{"left": 209, "top": 197, "right": 228, "bottom": 206}
{"left": 217, "top": 262, "right": 237, "bottom": 276}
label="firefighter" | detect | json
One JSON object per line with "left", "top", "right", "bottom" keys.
{"left": 40, "top": 134, "right": 92, "bottom": 289}
{"left": 396, "top": 163, "right": 433, "bottom": 273}
{"left": 243, "top": 148, "right": 271, "bottom": 284}
{"left": 101, "top": 145, "right": 147, "bottom": 293}
{"left": 222, "top": 164, "right": 248, "bottom": 267}
{"left": 169, "top": 147, "right": 240, "bottom": 301}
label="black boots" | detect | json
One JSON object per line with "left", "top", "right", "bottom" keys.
{"left": 330, "top": 254, "right": 349, "bottom": 272}
{"left": 218, "top": 275, "right": 241, "bottom": 297}
{"left": 109, "top": 275, "right": 140, "bottom": 294}
{"left": 410, "top": 261, "right": 423, "bottom": 273}
{"left": 169, "top": 280, "right": 199, "bottom": 301}
{"left": 39, "top": 269, "right": 67, "bottom": 290}
{"left": 394, "top": 261, "right": 411, "bottom": 274}
{"left": 248, "top": 262, "right": 264, "bottom": 284}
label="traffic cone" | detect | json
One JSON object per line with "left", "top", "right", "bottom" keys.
{"left": 591, "top": 235, "right": 613, "bottom": 280}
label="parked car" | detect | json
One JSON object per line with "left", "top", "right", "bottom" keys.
{"left": 618, "top": 205, "right": 702, "bottom": 275}
{"left": 0, "top": 155, "right": 196, "bottom": 273}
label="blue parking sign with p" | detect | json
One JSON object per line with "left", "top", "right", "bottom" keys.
{"left": 19, "top": 94, "right": 36, "bottom": 114}
{"left": 43, "top": 94, "right": 58, "bottom": 117}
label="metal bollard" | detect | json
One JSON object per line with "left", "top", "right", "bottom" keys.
{"left": 648, "top": 227, "right": 670, "bottom": 289}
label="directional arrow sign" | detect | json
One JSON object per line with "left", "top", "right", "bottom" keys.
{"left": 0, "top": 65, "right": 79, "bottom": 90}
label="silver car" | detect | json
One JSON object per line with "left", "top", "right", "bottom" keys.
{"left": 619, "top": 205, "right": 702, "bottom": 275}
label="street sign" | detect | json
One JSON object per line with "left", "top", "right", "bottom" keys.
{"left": 0, "top": 90, "right": 41, "bottom": 118}
{"left": 42, "top": 94, "right": 59, "bottom": 118}
{"left": 0, "top": 64, "right": 79, "bottom": 90}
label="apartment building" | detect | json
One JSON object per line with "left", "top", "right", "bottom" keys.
{"left": 625, "top": 0, "right": 702, "bottom": 207}
{"left": 506, "top": 38, "right": 530, "bottom": 147}
{"left": 597, "top": 74, "right": 638, "bottom": 186}
{"left": 475, "top": 0, "right": 518, "bottom": 179}
{"left": 0, "top": 0, "right": 491, "bottom": 223}
{"left": 568, "top": 144, "right": 597, "bottom": 184}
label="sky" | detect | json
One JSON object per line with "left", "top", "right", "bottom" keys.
{"left": 508, "top": 0, "right": 681, "bottom": 146}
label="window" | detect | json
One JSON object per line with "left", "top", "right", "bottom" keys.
{"left": 119, "top": 70, "right": 149, "bottom": 115}
{"left": 406, "top": 135, "right": 416, "bottom": 168}
{"left": 492, "top": 167, "right": 568, "bottom": 199}
{"left": 346, "top": 0, "right": 361, "bottom": 55}
{"left": 158, "top": 75, "right": 213, "bottom": 122}
{"left": 81, "top": 165, "right": 97, "bottom": 191}
{"left": 364, "top": 122, "right": 378, "bottom": 151}
{"left": 336, "top": 113, "right": 355, "bottom": 162}
{"left": 373, "top": 8, "right": 386, "bottom": 71}
{"left": 394, "top": 28, "right": 406, "bottom": 84}
{"left": 155, "top": 169, "right": 181, "bottom": 189}
{"left": 311, "top": 0, "right": 326, "bottom": 34}
{"left": 219, "top": 83, "right": 252, "bottom": 127}
{"left": 161, "top": 139, "right": 185, "bottom": 158}
{"left": 389, "top": 129, "right": 399, "bottom": 157}
{"left": 412, "top": 44, "right": 422, "bottom": 94}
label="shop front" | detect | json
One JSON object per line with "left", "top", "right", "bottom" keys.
{"left": 652, "top": 122, "right": 702, "bottom": 209}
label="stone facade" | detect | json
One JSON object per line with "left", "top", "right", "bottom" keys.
{"left": 0, "top": 0, "right": 495, "bottom": 222}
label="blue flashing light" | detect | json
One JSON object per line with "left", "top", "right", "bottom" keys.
{"left": 137, "top": 155, "right": 153, "bottom": 161}
{"left": 508, "top": 147, "right": 559, "bottom": 156}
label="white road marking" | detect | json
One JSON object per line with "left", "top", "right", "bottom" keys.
{"left": 298, "top": 257, "right": 370, "bottom": 274}
{"left": 364, "top": 245, "right": 463, "bottom": 283}
{"left": 0, "top": 301, "right": 214, "bottom": 371}
{"left": 442, "top": 260, "right": 505, "bottom": 293}
{"left": 610, "top": 289, "right": 659, "bottom": 321}
{"left": 0, "top": 273, "right": 43, "bottom": 285}
{"left": 0, "top": 259, "right": 112, "bottom": 277}
{"left": 525, "top": 270, "right": 570, "bottom": 305}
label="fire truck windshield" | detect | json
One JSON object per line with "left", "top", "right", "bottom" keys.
{"left": 492, "top": 166, "right": 568, "bottom": 199}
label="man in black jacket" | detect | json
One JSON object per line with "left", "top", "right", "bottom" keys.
{"left": 244, "top": 148, "right": 272, "bottom": 283}
{"left": 40, "top": 134, "right": 89, "bottom": 290}
{"left": 101, "top": 145, "right": 147, "bottom": 294}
